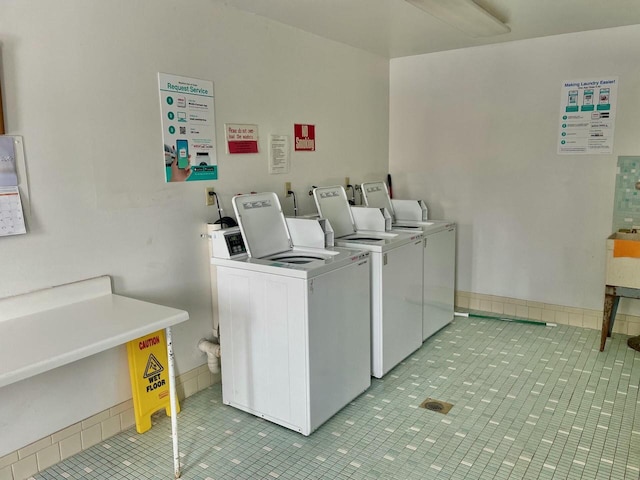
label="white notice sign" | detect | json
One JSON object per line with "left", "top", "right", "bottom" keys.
{"left": 269, "top": 135, "right": 290, "bottom": 174}
{"left": 558, "top": 77, "right": 618, "bottom": 155}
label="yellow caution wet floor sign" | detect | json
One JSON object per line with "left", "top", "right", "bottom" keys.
{"left": 127, "top": 329, "right": 180, "bottom": 433}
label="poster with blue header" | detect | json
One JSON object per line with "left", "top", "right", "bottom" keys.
{"left": 158, "top": 73, "right": 218, "bottom": 182}
{"left": 558, "top": 76, "right": 618, "bottom": 155}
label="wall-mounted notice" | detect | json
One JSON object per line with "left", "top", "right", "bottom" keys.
{"left": 294, "top": 124, "right": 315, "bottom": 151}
{"left": 558, "top": 77, "right": 618, "bottom": 155}
{"left": 226, "top": 124, "right": 259, "bottom": 154}
{"left": 269, "top": 135, "right": 290, "bottom": 174}
{"left": 0, "top": 137, "right": 17, "bottom": 187}
{"left": 158, "top": 73, "right": 217, "bottom": 182}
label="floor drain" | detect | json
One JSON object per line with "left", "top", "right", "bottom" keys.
{"left": 419, "top": 398, "right": 453, "bottom": 414}
{"left": 424, "top": 401, "right": 444, "bottom": 412}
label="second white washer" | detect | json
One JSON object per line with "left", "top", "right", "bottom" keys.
{"left": 314, "top": 186, "right": 424, "bottom": 378}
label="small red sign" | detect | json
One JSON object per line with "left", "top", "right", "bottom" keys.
{"left": 226, "top": 124, "right": 259, "bottom": 154}
{"left": 228, "top": 141, "right": 258, "bottom": 154}
{"left": 294, "top": 124, "right": 315, "bottom": 151}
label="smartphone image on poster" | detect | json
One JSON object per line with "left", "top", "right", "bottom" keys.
{"left": 176, "top": 139, "right": 189, "bottom": 169}
{"left": 599, "top": 88, "right": 610, "bottom": 104}
{"left": 583, "top": 89, "right": 593, "bottom": 105}
{"left": 568, "top": 90, "right": 578, "bottom": 105}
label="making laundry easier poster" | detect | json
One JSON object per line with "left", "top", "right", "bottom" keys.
{"left": 158, "top": 73, "right": 218, "bottom": 182}
{"left": 558, "top": 77, "right": 618, "bottom": 155}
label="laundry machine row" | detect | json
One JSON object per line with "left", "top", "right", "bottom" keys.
{"left": 209, "top": 188, "right": 432, "bottom": 436}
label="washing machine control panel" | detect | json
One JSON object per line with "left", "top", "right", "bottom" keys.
{"left": 210, "top": 226, "right": 247, "bottom": 259}
{"left": 224, "top": 232, "right": 247, "bottom": 256}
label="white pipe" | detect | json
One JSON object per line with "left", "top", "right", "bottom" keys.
{"left": 166, "top": 327, "right": 181, "bottom": 478}
{"left": 198, "top": 339, "right": 221, "bottom": 374}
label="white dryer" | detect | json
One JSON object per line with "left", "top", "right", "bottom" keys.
{"left": 313, "top": 186, "right": 424, "bottom": 379}
{"left": 211, "top": 192, "right": 371, "bottom": 436}
{"left": 361, "top": 181, "right": 456, "bottom": 340}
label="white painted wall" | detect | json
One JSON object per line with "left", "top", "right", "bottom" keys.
{"left": 390, "top": 25, "right": 640, "bottom": 312}
{"left": 0, "top": 0, "right": 389, "bottom": 455}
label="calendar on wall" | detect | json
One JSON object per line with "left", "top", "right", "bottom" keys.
{"left": 0, "top": 136, "right": 26, "bottom": 237}
{"left": 0, "top": 187, "right": 26, "bottom": 236}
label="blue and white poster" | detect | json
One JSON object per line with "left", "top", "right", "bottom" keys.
{"left": 158, "top": 73, "right": 218, "bottom": 182}
{"left": 558, "top": 77, "right": 618, "bottom": 155}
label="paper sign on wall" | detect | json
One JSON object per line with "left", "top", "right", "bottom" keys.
{"left": 294, "top": 124, "right": 315, "bottom": 151}
{"left": 226, "top": 124, "right": 259, "bottom": 154}
{"left": 0, "top": 137, "right": 17, "bottom": 187}
{"left": 269, "top": 135, "right": 290, "bottom": 174}
{"left": 558, "top": 77, "right": 618, "bottom": 155}
{"left": 158, "top": 73, "right": 218, "bottom": 182}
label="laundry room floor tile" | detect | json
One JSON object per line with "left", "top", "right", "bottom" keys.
{"left": 32, "top": 317, "right": 640, "bottom": 479}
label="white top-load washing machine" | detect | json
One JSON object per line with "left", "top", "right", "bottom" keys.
{"left": 361, "top": 181, "right": 456, "bottom": 340}
{"left": 313, "top": 186, "right": 424, "bottom": 379}
{"left": 211, "top": 192, "right": 371, "bottom": 436}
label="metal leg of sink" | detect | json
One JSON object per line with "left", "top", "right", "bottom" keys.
{"left": 601, "top": 285, "right": 640, "bottom": 351}
{"left": 609, "top": 295, "right": 620, "bottom": 337}
{"left": 601, "top": 289, "right": 616, "bottom": 352}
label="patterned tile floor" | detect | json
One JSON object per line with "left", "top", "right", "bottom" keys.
{"left": 34, "top": 317, "right": 640, "bottom": 479}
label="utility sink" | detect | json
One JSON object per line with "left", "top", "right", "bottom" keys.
{"left": 606, "top": 232, "right": 640, "bottom": 288}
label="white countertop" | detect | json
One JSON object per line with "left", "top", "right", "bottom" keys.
{"left": 0, "top": 277, "right": 189, "bottom": 389}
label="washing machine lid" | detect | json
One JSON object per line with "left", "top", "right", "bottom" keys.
{"left": 313, "top": 186, "right": 357, "bottom": 238}
{"left": 361, "top": 182, "right": 395, "bottom": 220}
{"left": 393, "top": 219, "right": 455, "bottom": 234}
{"left": 232, "top": 192, "right": 292, "bottom": 259}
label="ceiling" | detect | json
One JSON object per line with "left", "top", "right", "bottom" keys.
{"left": 215, "top": 0, "right": 640, "bottom": 58}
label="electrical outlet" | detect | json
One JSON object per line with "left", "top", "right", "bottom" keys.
{"left": 285, "top": 182, "right": 292, "bottom": 197}
{"left": 345, "top": 177, "right": 350, "bottom": 187}
{"left": 205, "top": 187, "right": 215, "bottom": 206}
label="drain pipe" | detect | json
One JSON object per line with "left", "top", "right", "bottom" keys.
{"left": 198, "top": 338, "right": 221, "bottom": 374}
